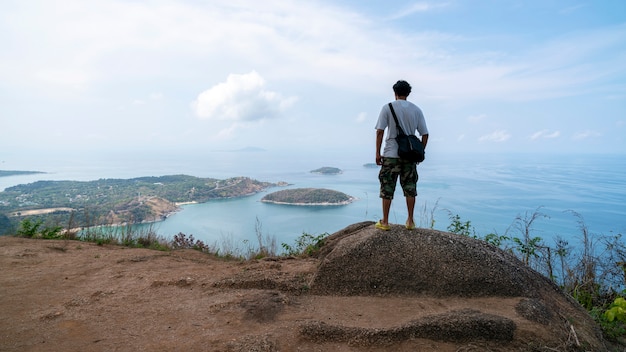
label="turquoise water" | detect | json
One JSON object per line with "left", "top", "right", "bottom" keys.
{"left": 1, "top": 150, "right": 625, "bottom": 248}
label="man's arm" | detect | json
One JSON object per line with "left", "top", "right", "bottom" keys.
{"left": 376, "top": 129, "right": 385, "bottom": 165}
{"left": 421, "top": 134, "right": 429, "bottom": 150}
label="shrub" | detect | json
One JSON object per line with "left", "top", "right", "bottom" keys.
{"left": 446, "top": 213, "right": 476, "bottom": 238}
{"left": 16, "top": 218, "right": 42, "bottom": 238}
{"left": 171, "top": 232, "right": 210, "bottom": 252}
{"left": 282, "top": 232, "right": 328, "bottom": 256}
{"left": 605, "top": 297, "right": 626, "bottom": 323}
{"left": 595, "top": 297, "right": 626, "bottom": 340}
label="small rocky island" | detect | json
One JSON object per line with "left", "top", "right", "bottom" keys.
{"left": 310, "top": 167, "right": 342, "bottom": 175}
{"left": 261, "top": 188, "right": 354, "bottom": 206}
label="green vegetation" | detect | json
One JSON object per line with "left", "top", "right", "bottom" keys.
{"left": 282, "top": 232, "right": 327, "bottom": 256}
{"left": 310, "top": 167, "right": 342, "bottom": 175}
{"left": 601, "top": 297, "right": 626, "bottom": 338}
{"left": 11, "top": 217, "right": 169, "bottom": 250}
{"left": 16, "top": 218, "right": 62, "bottom": 239}
{"left": 171, "top": 232, "right": 212, "bottom": 252}
{"left": 261, "top": 188, "right": 353, "bottom": 205}
{"left": 446, "top": 214, "right": 476, "bottom": 237}
{"left": 606, "top": 297, "right": 626, "bottom": 323}
{"left": 0, "top": 214, "right": 13, "bottom": 235}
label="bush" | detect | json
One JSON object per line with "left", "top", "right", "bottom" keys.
{"left": 16, "top": 218, "right": 42, "bottom": 238}
{"left": 595, "top": 297, "right": 626, "bottom": 340}
{"left": 605, "top": 297, "right": 626, "bottom": 323}
{"left": 171, "top": 232, "right": 210, "bottom": 252}
{"left": 282, "top": 232, "right": 328, "bottom": 256}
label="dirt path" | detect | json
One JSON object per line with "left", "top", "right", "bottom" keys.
{"left": 9, "top": 207, "right": 75, "bottom": 217}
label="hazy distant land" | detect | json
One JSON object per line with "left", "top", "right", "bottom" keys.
{"left": 0, "top": 170, "right": 45, "bottom": 177}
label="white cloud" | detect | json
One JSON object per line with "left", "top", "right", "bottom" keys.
{"left": 478, "top": 130, "right": 511, "bottom": 142}
{"left": 355, "top": 112, "right": 367, "bottom": 123}
{"left": 530, "top": 129, "right": 561, "bottom": 140}
{"left": 192, "top": 71, "right": 297, "bottom": 122}
{"left": 573, "top": 130, "right": 602, "bottom": 140}
{"left": 216, "top": 124, "right": 241, "bottom": 140}
{"left": 467, "top": 113, "right": 487, "bottom": 123}
{"left": 1, "top": 0, "right": 623, "bottom": 104}
{"left": 131, "top": 92, "right": 164, "bottom": 106}
{"left": 149, "top": 93, "right": 163, "bottom": 101}
{"left": 33, "top": 68, "right": 91, "bottom": 91}
{"left": 559, "top": 4, "right": 586, "bottom": 15}
{"left": 388, "top": 2, "right": 448, "bottom": 20}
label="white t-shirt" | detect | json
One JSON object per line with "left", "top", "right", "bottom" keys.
{"left": 375, "top": 100, "right": 429, "bottom": 158}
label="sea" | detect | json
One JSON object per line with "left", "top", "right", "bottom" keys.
{"left": 1, "top": 150, "right": 625, "bottom": 250}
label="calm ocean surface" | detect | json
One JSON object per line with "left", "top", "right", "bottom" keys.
{"left": 1, "top": 150, "right": 624, "bottom": 248}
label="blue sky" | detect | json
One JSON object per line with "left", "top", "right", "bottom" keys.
{"left": 1, "top": 0, "right": 625, "bottom": 157}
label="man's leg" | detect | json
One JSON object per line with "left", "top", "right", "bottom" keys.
{"left": 405, "top": 196, "right": 415, "bottom": 228}
{"left": 378, "top": 158, "right": 398, "bottom": 227}
{"left": 399, "top": 161, "right": 418, "bottom": 229}
{"left": 381, "top": 198, "right": 392, "bottom": 225}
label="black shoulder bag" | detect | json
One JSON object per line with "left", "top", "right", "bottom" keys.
{"left": 388, "top": 103, "right": 425, "bottom": 163}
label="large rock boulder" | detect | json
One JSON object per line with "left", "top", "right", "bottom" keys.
{"left": 310, "top": 222, "right": 557, "bottom": 298}
{"left": 305, "top": 221, "right": 607, "bottom": 350}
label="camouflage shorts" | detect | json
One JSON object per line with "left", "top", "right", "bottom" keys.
{"left": 378, "top": 157, "right": 418, "bottom": 199}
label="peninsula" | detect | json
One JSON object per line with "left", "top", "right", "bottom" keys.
{"left": 261, "top": 188, "right": 354, "bottom": 206}
{"left": 0, "top": 175, "right": 280, "bottom": 230}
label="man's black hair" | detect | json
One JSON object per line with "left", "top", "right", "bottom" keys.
{"left": 393, "top": 80, "right": 412, "bottom": 97}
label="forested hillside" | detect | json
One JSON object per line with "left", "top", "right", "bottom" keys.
{"left": 0, "top": 175, "right": 278, "bottom": 232}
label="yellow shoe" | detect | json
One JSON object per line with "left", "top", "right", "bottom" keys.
{"left": 375, "top": 221, "right": 390, "bottom": 231}
{"left": 406, "top": 221, "right": 416, "bottom": 230}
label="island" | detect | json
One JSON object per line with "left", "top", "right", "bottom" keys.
{"left": 363, "top": 163, "right": 379, "bottom": 168}
{"left": 0, "top": 170, "right": 45, "bottom": 177}
{"left": 0, "top": 175, "right": 280, "bottom": 230}
{"left": 261, "top": 188, "right": 354, "bottom": 206}
{"left": 310, "top": 167, "right": 342, "bottom": 175}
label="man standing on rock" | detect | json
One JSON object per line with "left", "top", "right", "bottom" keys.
{"left": 374, "top": 80, "right": 429, "bottom": 230}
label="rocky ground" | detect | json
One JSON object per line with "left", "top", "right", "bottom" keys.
{"left": 0, "top": 222, "right": 618, "bottom": 351}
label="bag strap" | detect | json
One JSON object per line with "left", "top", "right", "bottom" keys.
{"left": 388, "top": 103, "right": 407, "bottom": 136}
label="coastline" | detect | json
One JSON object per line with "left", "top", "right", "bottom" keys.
{"left": 310, "top": 171, "right": 342, "bottom": 175}
{"left": 260, "top": 198, "right": 356, "bottom": 206}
